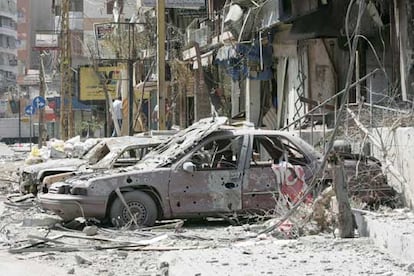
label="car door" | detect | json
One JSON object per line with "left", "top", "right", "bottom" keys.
{"left": 244, "top": 134, "right": 313, "bottom": 211}
{"left": 243, "top": 134, "right": 283, "bottom": 211}
{"left": 168, "top": 134, "right": 246, "bottom": 216}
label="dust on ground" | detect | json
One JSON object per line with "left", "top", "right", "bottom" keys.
{"left": 0, "top": 143, "right": 413, "bottom": 276}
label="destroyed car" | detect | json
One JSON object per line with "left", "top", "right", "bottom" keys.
{"left": 19, "top": 136, "right": 165, "bottom": 194}
{"left": 39, "top": 117, "right": 397, "bottom": 226}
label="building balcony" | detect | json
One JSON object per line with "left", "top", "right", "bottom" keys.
{"left": 0, "top": 11, "right": 17, "bottom": 21}
{"left": 0, "top": 46, "right": 17, "bottom": 55}
{"left": 0, "top": 26, "right": 17, "bottom": 37}
{"left": 0, "top": 64, "right": 17, "bottom": 74}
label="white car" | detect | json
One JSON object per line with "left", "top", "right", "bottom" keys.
{"left": 19, "top": 136, "right": 166, "bottom": 194}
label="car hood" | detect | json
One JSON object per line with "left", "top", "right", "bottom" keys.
{"left": 49, "top": 167, "right": 162, "bottom": 197}
{"left": 21, "top": 158, "right": 86, "bottom": 174}
{"left": 54, "top": 162, "right": 157, "bottom": 187}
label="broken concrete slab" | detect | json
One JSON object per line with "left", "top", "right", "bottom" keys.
{"left": 354, "top": 208, "right": 414, "bottom": 263}
{"left": 21, "top": 214, "right": 61, "bottom": 227}
{"left": 82, "top": 225, "right": 98, "bottom": 236}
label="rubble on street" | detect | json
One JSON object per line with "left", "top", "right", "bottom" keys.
{"left": 0, "top": 141, "right": 413, "bottom": 275}
{"left": 3, "top": 0, "right": 414, "bottom": 274}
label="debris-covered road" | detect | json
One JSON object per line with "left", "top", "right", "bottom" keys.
{"left": 0, "top": 144, "right": 413, "bottom": 276}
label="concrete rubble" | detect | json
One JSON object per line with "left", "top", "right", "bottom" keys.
{"left": 0, "top": 142, "right": 413, "bottom": 275}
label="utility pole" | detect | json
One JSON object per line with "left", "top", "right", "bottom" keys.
{"left": 60, "top": 0, "right": 73, "bottom": 140}
{"left": 38, "top": 52, "right": 46, "bottom": 149}
{"left": 194, "top": 42, "right": 211, "bottom": 121}
{"left": 157, "top": 0, "right": 166, "bottom": 130}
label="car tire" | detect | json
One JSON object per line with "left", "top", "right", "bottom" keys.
{"left": 109, "top": 190, "right": 157, "bottom": 227}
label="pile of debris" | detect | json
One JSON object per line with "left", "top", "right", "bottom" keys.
{"left": 24, "top": 136, "right": 101, "bottom": 165}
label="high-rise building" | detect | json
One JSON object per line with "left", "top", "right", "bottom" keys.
{"left": 0, "top": 0, "right": 17, "bottom": 93}
{"left": 16, "top": 0, "right": 54, "bottom": 98}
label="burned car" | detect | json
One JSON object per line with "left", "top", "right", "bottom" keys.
{"left": 39, "top": 117, "right": 397, "bottom": 226}
{"left": 20, "top": 136, "right": 164, "bottom": 194}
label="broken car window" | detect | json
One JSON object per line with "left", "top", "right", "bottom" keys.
{"left": 251, "top": 135, "right": 286, "bottom": 166}
{"left": 189, "top": 136, "right": 243, "bottom": 170}
{"left": 280, "top": 137, "right": 308, "bottom": 166}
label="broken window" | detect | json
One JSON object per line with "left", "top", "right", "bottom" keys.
{"left": 251, "top": 135, "right": 309, "bottom": 167}
{"left": 189, "top": 135, "right": 243, "bottom": 170}
{"left": 113, "top": 148, "right": 149, "bottom": 167}
{"left": 251, "top": 135, "right": 286, "bottom": 166}
{"left": 106, "top": 0, "right": 123, "bottom": 15}
{"left": 279, "top": 137, "right": 308, "bottom": 166}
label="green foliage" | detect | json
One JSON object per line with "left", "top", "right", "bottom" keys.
{"left": 76, "top": 119, "right": 103, "bottom": 136}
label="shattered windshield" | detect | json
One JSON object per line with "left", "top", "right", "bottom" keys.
{"left": 138, "top": 117, "right": 228, "bottom": 167}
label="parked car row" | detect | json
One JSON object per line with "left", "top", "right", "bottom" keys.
{"left": 18, "top": 135, "right": 168, "bottom": 194}
{"left": 33, "top": 117, "right": 398, "bottom": 227}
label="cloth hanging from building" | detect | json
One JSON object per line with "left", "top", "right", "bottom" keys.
{"left": 215, "top": 40, "right": 273, "bottom": 81}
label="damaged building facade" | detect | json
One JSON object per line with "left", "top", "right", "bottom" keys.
{"left": 178, "top": 0, "right": 414, "bottom": 207}
{"left": 183, "top": 0, "right": 407, "bottom": 126}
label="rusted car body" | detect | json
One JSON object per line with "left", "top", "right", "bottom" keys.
{"left": 39, "top": 117, "right": 396, "bottom": 226}
{"left": 20, "top": 136, "right": 165, "bottom": 194}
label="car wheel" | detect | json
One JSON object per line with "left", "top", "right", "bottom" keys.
{"left": 110, "top": 190, "right": 157, "bottom": 227}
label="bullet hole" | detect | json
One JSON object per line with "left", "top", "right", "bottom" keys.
{"left": 126, "top": 177, "right": 132, "bottom": 184}
{"left": 193, "top": 201, "right": 197, "bottom": 204}
{"left": 227, "top": 203, "right": 232, "bottom": 210}
{"left": 176, "top": 201, "right": 180, "bottom": 207}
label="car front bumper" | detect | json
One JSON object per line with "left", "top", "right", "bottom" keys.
{"left": 39, "top": 193, "right": 107, "bottom": 221}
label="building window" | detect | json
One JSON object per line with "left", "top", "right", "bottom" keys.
{"left": 106, "top": 0, "right": 123, "bottom": 15}
{"left": 71, "top": 0, "right": 83, "bottom": 12}
{"left": 54, "top": 0, "right": 83, "bottom": 14}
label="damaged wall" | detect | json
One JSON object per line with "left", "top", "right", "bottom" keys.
{"left": 365, "top": 31, "right": 394, "bottom": 104}
{"left": 395, "top": 0, "right": 414, "bottom": 100}
{"left": 306, "top": 38, "right": 337, "bottom": 106}
{"left": 273, "top": 26, "right": 302, "bottom": 129}
{"left": 372, "top": 127, "right": 414, "bottom": 209}
{"left": 272, "top": 27, "right": 337, "bottom": 129}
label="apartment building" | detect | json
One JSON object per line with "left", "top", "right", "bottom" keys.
{"left": 0, "top": 0, "right": 17, "bottom": 93}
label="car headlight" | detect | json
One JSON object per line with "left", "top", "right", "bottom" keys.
{"left": 71, "top": 187, "right": 88, "bottom": 196}
{"left": 57, "top": 185, "right": 71, "bottom": 194}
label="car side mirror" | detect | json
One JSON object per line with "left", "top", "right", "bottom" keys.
{"left": 183, "top": 161, "right": 196, "bottom": 173}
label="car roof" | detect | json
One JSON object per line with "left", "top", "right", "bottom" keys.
{"left": 214, "top": 125, "right": 322, "bottom": 158}
{"left": 138, "top": 117, "right": 228, "bottom": 167}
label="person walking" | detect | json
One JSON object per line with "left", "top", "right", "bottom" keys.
{"left": 112, "top": 96, "right": 122, "bottom": 137}
{"left": 151, "top": 99, "right": 172, "bottom": 130}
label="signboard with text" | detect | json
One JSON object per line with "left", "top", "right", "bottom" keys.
{"left": 34, "top": 33, "right": 59, "bottom": 49}
{"left": 94, "top": 23, "right": 115, "bottom": 40}
{"left": 142, "top": 0, "right": 205, "bottom": 8}
{"left": 79, "top": 66, "right": 121, "bottom": 101}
